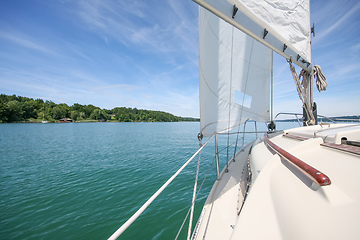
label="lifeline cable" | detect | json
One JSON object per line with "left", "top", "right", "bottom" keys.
{"left": 108, "top": 135, "right": 214, "bottom": 240}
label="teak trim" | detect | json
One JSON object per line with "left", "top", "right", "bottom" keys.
{"left": 264, "top": 134, "right": 331, "bottom": 186}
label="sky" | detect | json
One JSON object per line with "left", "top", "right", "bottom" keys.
{"left": 0, "top": 0, "right": 359, "bottom": 118}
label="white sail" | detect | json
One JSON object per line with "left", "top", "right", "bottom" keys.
{"left": 194, "top": 0, "right": 312, "bottom": 70}
{"left": 231, "top": 0, "right": 311, "bottom": 62}
{"left": 199, "top": 8, "right": 272, "bottom": 137}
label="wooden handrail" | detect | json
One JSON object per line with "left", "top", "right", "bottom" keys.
{"left": 283, "top": 133, "right": 309, "bottom": 141}
{"left": 321, "top": 142, "right": 360, "bottom": 156}
{"left": 264, "top": 134, "right": 331, "bottom": 186}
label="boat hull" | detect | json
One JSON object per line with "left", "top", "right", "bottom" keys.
{"left": 193, "top": 124, "right": 360, "bottom": 240}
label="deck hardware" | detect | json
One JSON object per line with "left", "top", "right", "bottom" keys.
{"left": 300, "top": 59, "right": 311, "bottom": 68}
{"left": 342, "top": 140, "right": 360, "bottom": 147}
{"left": 232, "top": 5, "right": 238, "bottom": 19}
{"left": 263, "top": 28, "right": 268, "bottom": 39}
{"left": 197, "top": 132, "right": 203, "bottom": 141}
{"left": 297, "top": 54, "right": 301, "bottom": 61}
{"left": 311, "top": 23, "right": 315, "bottom": 37}
{"left": 215, "top": 134, "right": 220, "bottom": 180}
{"left": 268, "top": 120, "right": 276, "bottom": 131}
{"left": 283, "top": 44, "right": 287, "bottom": 52}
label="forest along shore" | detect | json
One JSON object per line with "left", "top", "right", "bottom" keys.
{"left": 0, "top": 94, "right": 199, "bottom": 123}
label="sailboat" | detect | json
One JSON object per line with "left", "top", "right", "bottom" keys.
{"left": 42, "top": 113, "right": 48, "bottom": 123}
{"left": 108, "top": 0, "right": 360, "bottom": 239}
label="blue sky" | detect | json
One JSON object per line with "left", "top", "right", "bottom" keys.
{"left": 0, "top": 0, "right": 359, "bottom": 118}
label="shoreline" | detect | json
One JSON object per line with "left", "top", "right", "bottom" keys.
{"left": 2, "top": 120, "right": 200, "bottom": 124}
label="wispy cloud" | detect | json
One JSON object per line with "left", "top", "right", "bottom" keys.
{"left": 0, "top": 31, "right": 57, "bottom": 55}
{"left": 313, "top": 1, "right": 360, "bottom": 43}
{"left": 1, "top": 0, "right": 357, "bottom": 118}
{"left": 91, "top": 83, "right": 140, "bottom": 92}
{"left": 68, "top": 0, "right": 198, "bottom": 57}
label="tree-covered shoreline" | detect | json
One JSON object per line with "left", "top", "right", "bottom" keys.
{"left": 0, "top": 94, "right": 199, "bottom": 123}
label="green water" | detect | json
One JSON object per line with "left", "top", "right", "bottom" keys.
{"left": 1, "top": 121, "right": 297, "bottom": 239}
{"left": 0, "top": 122, "right": 223, "bottom": 239}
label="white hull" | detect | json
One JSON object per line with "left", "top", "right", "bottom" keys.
{"left": 193, "top": 123, "right": 360, "bottom": 239}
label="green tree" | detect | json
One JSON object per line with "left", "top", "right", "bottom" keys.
{"left": 90, "top": 109, "right": 101, "bottom": 120}
{"left": 21, "top": 100, "right": 36, "bottom": 120}
{"left": 84, "top": 105, "right": 97, "bottom": 118}
{"left": 0, "top": 94, "right": 199, "bottom": 123}
{"left": 52, "top": 106, "right": 66, "bottom": 119}
{"left": 70, "top": 111, "right": 79, "bottom": 121}
{"left": 7, "top": 100, "right": 23, "bottom": 121}
{"left": 79, "top": 112, "right": 86, "bottom": 120}
{"left": 0, "top": 102, "right": 9, "bottom": 122}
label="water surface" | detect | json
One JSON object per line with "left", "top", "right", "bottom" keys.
{"left": 0, "top": 121, "right": 297, "bottom": 239}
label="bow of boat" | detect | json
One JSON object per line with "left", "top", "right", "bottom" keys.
{"left": 192, "top": 123, "right": 360, "bottom": 239}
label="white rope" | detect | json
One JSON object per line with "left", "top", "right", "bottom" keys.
{"left": 288, "top": 60, "right": 315, "bottom": 125}
{"left": 313, "top": 65, "right": 327, "bottom": 92}
{"left": 175, "top": 152, "right": 216, "bottom": 240}
{"left": 107, "top": 135, "right": 214, "bottom": 240}
{"left": 187, "top": 150, "right": 202, "bottom": 240}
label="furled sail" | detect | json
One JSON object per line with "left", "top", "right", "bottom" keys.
{"left": 194, "top": 0, "right": 312, "bottom": 70}
{"left": 199, "top": 8, "right": 272, "bottom": 137}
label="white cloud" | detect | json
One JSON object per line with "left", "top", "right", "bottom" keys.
{"left": 0, "top": 31, "right": 58, "bottom": 55}
{"left": 315, "top": 1, "right": 360, "bottom": 42}
{"left": 1, "top": 0, "right": 357, "bottom": 119}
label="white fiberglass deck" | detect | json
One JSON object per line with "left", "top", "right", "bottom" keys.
{"left": 193, "top": 124, "right": 360, "bottom": 240}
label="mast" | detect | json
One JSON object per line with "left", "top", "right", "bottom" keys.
{"left": 302, "top": 72, "right": 317, "bottom": 125}
{"left": 304, "top": 2, "right": 317, "bottom": 125}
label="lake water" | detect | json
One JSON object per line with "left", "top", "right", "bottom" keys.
{"left": 0, "top": 121, "right": 297, "bottom": 239}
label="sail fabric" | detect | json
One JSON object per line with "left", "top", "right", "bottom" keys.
{"left": 194, "top": 0, "right": 311, "bottom": 70}
{"left": 230, "top": 0, "right": 311, "bottom": 63}
{"left": 199, "top": 8, "right": 272, "bottom": 137}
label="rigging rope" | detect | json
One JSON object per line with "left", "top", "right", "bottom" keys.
{"left": 288, "top": 60, "right": 315, "bottom": 125}
{"left": 313, "top": 65, "right": 327, "bottom": 92}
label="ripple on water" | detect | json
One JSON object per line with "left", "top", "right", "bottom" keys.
{"left": 0, "top": 122, "right": 221, "bottom": 239}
